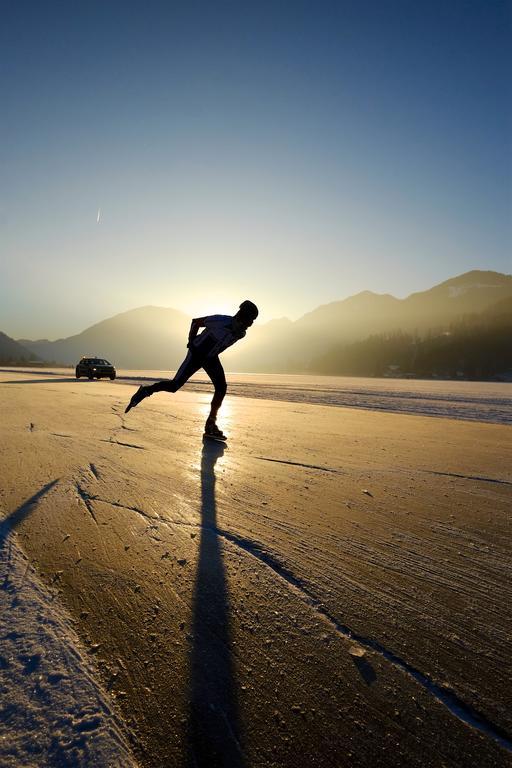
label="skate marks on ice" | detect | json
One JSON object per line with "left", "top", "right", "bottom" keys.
{"left": 420, "top": 469, "right": 512, "bottom": 486}
{"left": 27, "top": 420, "right": 71, "bottom": 440}
{"left": 102, "top": 403, "right": 146, "bottom": 450}
{"left": 100, "top": 438, "right": 146, "bottom": 450}
{"left": 0, "top": 485, "right": 137, "bottom": 768}
{"left": 73, "top": 463, "right": 158, "bottom": 526}
{"left": 256, "top": 456, "right": 511, "bottom": 486}
{"left": 88, "top": 463, "right": 101, "bottom": 481}
{"left": 70, "top": 448, "right": 512, "bottom": 758}
{"left": 221, "top": 458, "right": 512, "bottom": 751}
{"left": 255, "top": 456, "right": 341, "bottom": 474}
{"left": 208, "top": 519, "right": 512, "bottom": 753}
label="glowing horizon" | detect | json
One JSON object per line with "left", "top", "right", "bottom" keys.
{"left": 1, "top": 1, "right": 510, "bottom": 340}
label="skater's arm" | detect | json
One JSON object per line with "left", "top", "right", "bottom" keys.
{"left": 187, "top": 317, "right": 206, "bottom": 347}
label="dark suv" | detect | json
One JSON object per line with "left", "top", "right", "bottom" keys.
{"left": 75, "top": 357, "right": 116, "bottom": 380}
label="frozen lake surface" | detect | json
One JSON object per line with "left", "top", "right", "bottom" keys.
{"left": 135, "top": 371, "right": 512, "bottom": 424}
{"left": 4, "top": 368, "right": 510, "bottom": 425}
{"left": 1, "top": 369, "right": 511, "bottom": 766}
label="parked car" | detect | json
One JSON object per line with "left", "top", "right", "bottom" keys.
{"left": 75, "top": 357, "right": 116, "bottom": 380}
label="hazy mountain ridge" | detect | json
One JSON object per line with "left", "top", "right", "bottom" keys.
{"left": 15, "top": 270, "right": 512, "bottom": 372}
{"left": 227, "top": 270, "right": 512, "bottom": 372}
{"left": 297, "top": 270, "right": 511, "bottom": 332}
{"left": 313, "top": 294, "right": 512, "bottom": 379}
{"left": 19, "top": 306, "right": 190, "bottom": 369}
{"left": 0, "top": 332, "right": 39, "bottom": 363}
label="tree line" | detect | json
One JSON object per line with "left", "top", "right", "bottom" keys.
{"left": 312, "top": 301, "right": 512, "bottom": 379}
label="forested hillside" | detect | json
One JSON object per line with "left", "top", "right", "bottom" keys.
{"left": 313, "top": 298, "right": 512, "bottom": 379}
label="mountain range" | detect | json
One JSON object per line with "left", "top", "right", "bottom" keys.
{"left": 0, "top": 332, "right": 37, "bottom": 363}
{"left": 3, "top": 270, "right": 511, "bottom": 373}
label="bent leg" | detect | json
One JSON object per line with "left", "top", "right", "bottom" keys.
{"left": 202, "top": 356, "right": 227, "bottom": 423}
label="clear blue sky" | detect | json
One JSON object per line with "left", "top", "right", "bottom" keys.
{"left": 1, "top": 0, "right": 510, "bottom": 339}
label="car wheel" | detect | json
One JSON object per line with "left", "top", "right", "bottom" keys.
{"left": 76, "top": 371, "right": 80, "bottom": 379}
{"left": 88, "top": 372, "right": 94, "bottom": 380}
{"left": 110, "top": 375, "right": 115, "bottom": 380}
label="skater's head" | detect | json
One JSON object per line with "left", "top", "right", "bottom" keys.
{"left": 234, "top": 300, "right": 259, "bottom": 330}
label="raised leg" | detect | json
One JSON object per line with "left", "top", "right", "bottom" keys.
{"left": 125, "top": 351, "right": 201, "bottom": 413}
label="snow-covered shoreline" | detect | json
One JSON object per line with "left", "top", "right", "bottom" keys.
{"left": 0, "top": 495, "right": 137, "bottom": 767}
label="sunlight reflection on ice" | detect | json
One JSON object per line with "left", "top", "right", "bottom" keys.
{"left": 198, "top": 395, "right": 233, "bottom": 425}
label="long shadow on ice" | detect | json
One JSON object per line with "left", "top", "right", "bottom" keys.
{"left": 0, "top": 481, "right": 59, "bottom": 549}
{"left": 186, "top": 440, "right": 245, "bottom": 768}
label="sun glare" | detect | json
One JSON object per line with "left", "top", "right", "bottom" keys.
{"left": 183, "top": 295, "right": 240, "bottom": 319}
{"left": 198, "top": 394, "right": 232, "bottom": 423}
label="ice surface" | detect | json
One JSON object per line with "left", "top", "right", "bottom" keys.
{"left": 118, "top": 371, "right": 512, "bottom": 425}
{"left": 4, "top": 368, "right": 511, "bottom": 425}
{"left": 0, "top": 517, "right": 137, "bottom": 767}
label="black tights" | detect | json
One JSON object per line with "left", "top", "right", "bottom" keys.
{"left": 147, "top": 352, "right": 227, "bottom": 422}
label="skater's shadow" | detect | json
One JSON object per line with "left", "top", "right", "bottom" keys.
{"left": 0, "top": 481, "right": 59, "bottom": 549}
{"left": 186, "top": 440, "right": 245, "bottom": 767}
{"left": 1, "top": 482, "right": 59, "bottom": 593}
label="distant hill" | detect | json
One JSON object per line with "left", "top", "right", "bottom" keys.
{"left": 296, "top": 269, "right": 512, "bottom": 339}
{"left": 226, "top": 270, "right": 512, "bottom": 371}
{"left": 0, "top": 332, "right": 39, "bottom": 363}
{"left": 20, "top": 306, "right": 190, "bottom": 369}
{"left": 18, "top": 270, "right": 512, "bottom": 373}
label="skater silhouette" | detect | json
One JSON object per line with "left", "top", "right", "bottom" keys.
{"left": 125, "top": 300, "right": 259, "bottom": 439}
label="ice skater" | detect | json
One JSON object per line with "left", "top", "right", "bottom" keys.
{"left": 124, "top": 300, "right": 259, "bottom": 440}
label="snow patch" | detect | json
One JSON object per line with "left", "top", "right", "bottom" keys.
{"left": 448, "top": 284, "right": 503, "bottom": 298}
{"left": 0, "top": 522, "right": 138, "bottom": 767}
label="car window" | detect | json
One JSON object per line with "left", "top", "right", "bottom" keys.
{"left": 79, "top": 358, "right": 112, "bottom": 365}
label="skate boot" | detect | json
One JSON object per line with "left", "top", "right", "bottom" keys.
{"left": 204, "top": 419, "right": 227, "bottom": 441}
{"left": 125, "top": 385, "right": 151, "bottom": 413}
